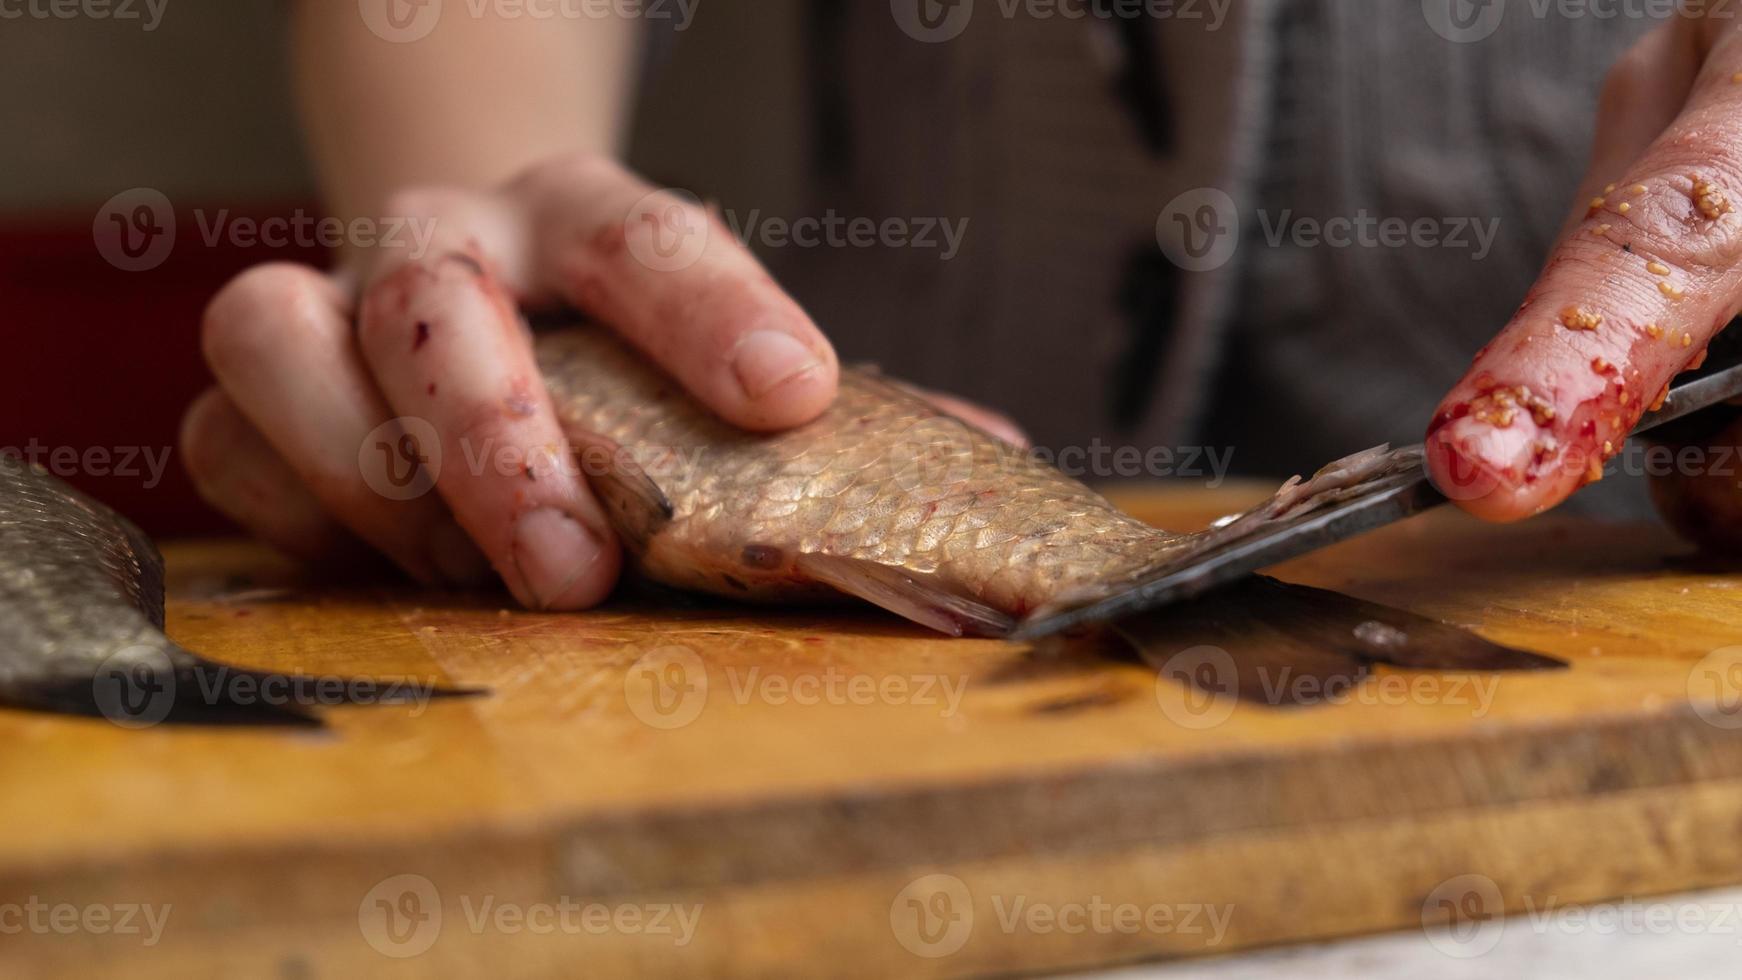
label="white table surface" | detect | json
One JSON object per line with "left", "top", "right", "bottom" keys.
{"left": 1080, "top": 886, "right": 1742, "bottom": 980}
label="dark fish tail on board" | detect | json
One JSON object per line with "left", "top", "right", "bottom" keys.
{"left": 0, "top": 458, "right": 480, "bottom": 727}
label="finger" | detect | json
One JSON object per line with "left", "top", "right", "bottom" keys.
{"left": 1649, "top": 411, "right": 1742, "bottom": 552}
{"left": 1554, "top": 22, "right": 1702, "bottom": 244}
{"left": 1427, "top": 23, "right": 1742, "bottom": 522}
{"left": 514, "top": 154, "right": 839, "bottom": 431}
{"left": 180, "top": 387, "right": 359, "bottom": 563}
{"left": 200, "top": 262, "right": 491, "bottom": 585}
{"left": 358, "top": 189, "right": 621, "bottom": 610}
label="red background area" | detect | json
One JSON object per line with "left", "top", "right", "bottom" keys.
{"left": 0, "top": 206, "right": 328, "bottom": 536}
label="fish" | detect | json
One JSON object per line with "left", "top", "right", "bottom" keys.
{"left": 0, "top": 324, "right": 1556, "bottom": 728}
{"left": 0, "top": 455, "right": 479, "bottom": 727}
{"left": 536, "top": 324, "right": 1562, "bottom": 675}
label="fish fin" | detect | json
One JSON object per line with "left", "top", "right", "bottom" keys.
{"left": 566, "top": 429, "right": 674, "bottom": 552}
{"left": 792, "top": 553, "right": 1015, "bottom": 637}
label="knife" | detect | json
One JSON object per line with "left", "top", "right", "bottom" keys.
{"left": 1011, "top": 348, "right": 1742, "bottom": 640}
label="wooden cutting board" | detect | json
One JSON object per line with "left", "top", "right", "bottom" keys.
{"left": 4, "top": 484, "right": 1742, "bottom": 978}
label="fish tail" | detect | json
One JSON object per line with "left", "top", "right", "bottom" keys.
{"left": 5, "top": 641, "right": 486, "bottom": 730}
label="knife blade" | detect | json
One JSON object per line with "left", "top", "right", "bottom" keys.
{"left": 1010, "top": 349, "right": 1742, "bottom": 640}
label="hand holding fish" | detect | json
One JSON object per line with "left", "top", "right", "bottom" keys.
{"left": 181, "top": 154, "right": 844, "bottom": 609}
{"left": 180, "top": 155, "right": 1025, "bottom": 610}
{"left": 1428, "top": 12, "right": 1742, "bottom": 543}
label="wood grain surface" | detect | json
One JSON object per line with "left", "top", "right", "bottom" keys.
{"left": 3, "top": 484, "right": 1741, "bottom": 978}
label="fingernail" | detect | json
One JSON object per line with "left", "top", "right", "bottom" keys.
{"left": 732, "top": 329, "right": 823, "bottom": 400}
{"left": 508, "top": 508, "right": 604, "bottom": 610}
{"left": 428, "top": 519, "right": 492, "bottom": 586}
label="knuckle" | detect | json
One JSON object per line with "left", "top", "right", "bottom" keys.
{"left": 1624, "top": 152, "right": 1742, "bottom": 270}
{"left": 1598, "top": 62, "right": 1648, "bottom": 118}
{"left": 200, "top": 263, "right": 329, "bottom": 375}
{"left": 512, "top": 151, "right": 627, "bottom": 195}
{"left": 1595, "top": 23, "right": 1672, "bottom": 115}
{"left": 381, "top": 185, "right": 469, "bottom": 221}
{"left": 355, "top": 263, "right": 429, "bottom": 360}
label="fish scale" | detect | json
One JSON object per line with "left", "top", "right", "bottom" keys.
{"left": 533, "top": 325, "right": 1562, "bottom": 686}
{"left": 0, "top": 456, "right": 169, "bottom": 692}
{"left": 0, "top": 325, "right": 1562, "bottom": 724}
{"left": 536, "top": 327, "right": 1198, "bottom": 629}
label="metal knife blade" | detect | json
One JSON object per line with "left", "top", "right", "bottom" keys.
{"left": 1010, "top": 350, "right": 1742, "bottom": 640}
